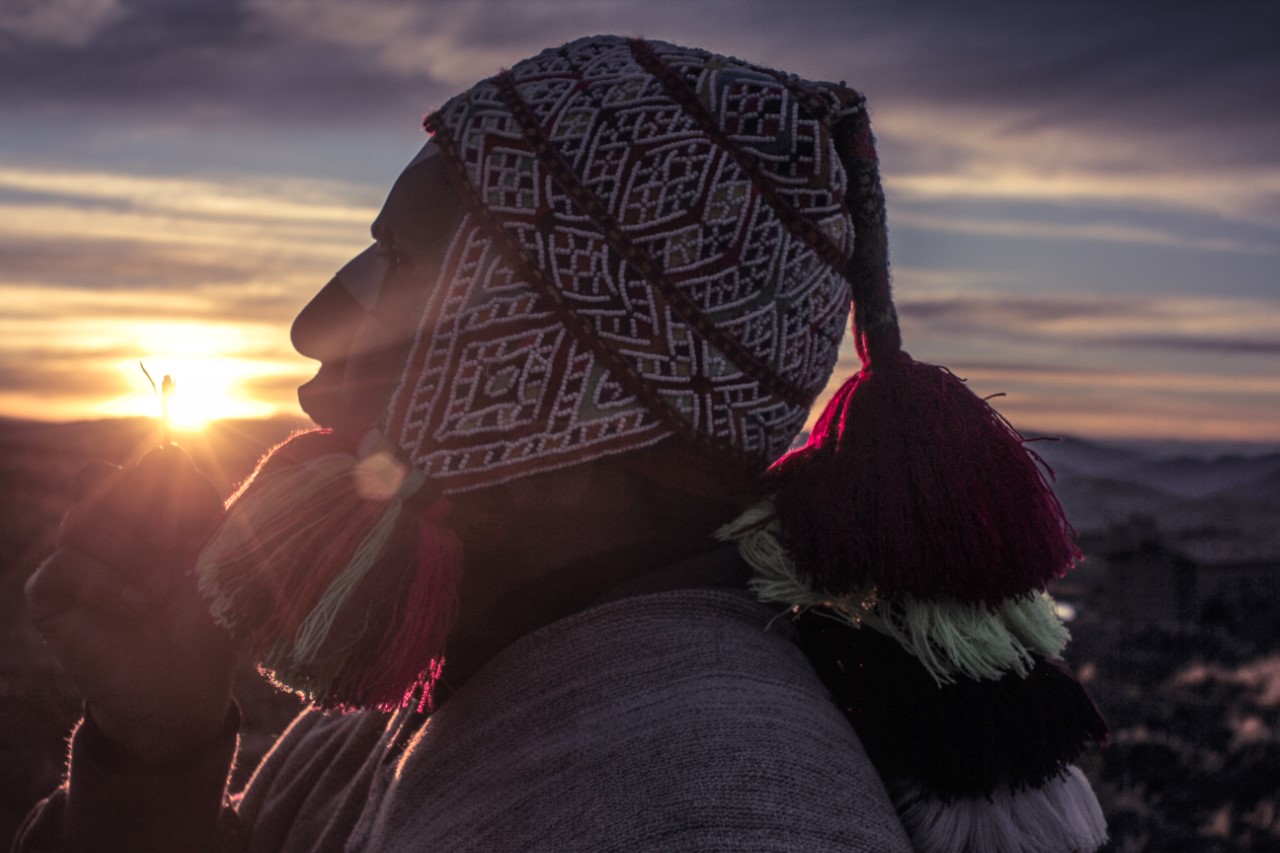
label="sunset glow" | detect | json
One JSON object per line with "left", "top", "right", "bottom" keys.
{"left": 2, "top": 10, "right": 1276, "bottom": 852}
{"left": 1, "top": 3, "right": 1276, "bottom": 444}
{"left": 106, "top": 357, "right": 280, "bottom": 431}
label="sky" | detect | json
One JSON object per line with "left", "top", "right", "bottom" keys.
{"left": 1, "top": 0, "right": 1277, "bottom": 442}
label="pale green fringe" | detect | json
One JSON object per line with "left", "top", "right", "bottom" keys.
{"left": 195, "top": 452, "right": 404, "bottom": 668}
{"left": 196, "top": 454, "right": 357, "bottom": 629}
{"left": 291, "top": 499, "right": 401, "bottom": 664}
{"left": 716, "top": 499, "right": 1071, "bottom": 685}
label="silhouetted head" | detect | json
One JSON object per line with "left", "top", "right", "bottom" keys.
{"left": 200, "top": 35, "right": 890, "bottom": 709}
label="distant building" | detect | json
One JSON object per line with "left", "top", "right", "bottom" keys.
{"left": 1094, "top": 516, "right": 1280, "bottom": 629}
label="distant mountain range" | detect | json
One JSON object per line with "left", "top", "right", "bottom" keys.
{"left": 1034, "top": 437, "right": 1280, "bottom": 499}
{"left": 2, "top": 417, "right": 1277, "bottom": 554}
{"left": 1031, "top": 437, "right": 1280, "bottom": 549}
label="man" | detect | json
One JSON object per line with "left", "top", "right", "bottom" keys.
{"left": 19, "top": 36, "right": 1106, "bottom": 852}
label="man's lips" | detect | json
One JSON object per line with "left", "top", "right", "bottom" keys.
{"left": 297, "top": 351, "right": 400, "bottom": 433}
{"left": 297, "top": 366, "right": 345, "bottom": 428}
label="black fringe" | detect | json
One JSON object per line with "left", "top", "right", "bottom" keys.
{"left": 797, "top": 612, "right": 1110, "bottom": 799}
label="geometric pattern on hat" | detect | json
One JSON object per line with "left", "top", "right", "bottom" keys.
{"left": 386, "top": 36, "right": 865, "bottom": 493}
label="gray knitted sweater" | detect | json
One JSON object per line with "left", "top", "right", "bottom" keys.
{"left": 17, "top": 589, "right": 912, "bottom": 852}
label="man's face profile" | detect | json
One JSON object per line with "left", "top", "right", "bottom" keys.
{"left": 292, "top": 143, "right": 463, "bottom": 434}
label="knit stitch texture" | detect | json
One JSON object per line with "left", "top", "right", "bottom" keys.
{"left": 390, "top": 36, "right": 864, "bottom": 492}
{"left": 236, "top": 588, "right": 913, "bottom": 851}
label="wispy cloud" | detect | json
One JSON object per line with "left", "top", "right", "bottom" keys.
{"left": 803, "top": 291, "right": 1280, "bottom": 440}
{"left": 889, "top": 166, "right": 1280, "bottom": 228}
{"left": 0, "top": 309, "right": 307, "bottom": 422}
{"left": 1107, "top": 336, "right": 1280, "bottom": 356}
{"left": 2, "top": 0, "right": 1277, "bottom": 441}
{"left": 811, "top": 345, "right": 1280, "bottom": 442}
{"left": 891, "top": 208, "right": 1280, "bottom": 256}
{"left": 954, "top": 362, "right": 1280, "bottom": 397}
{"left": 242, "top": 0, "right": 529, "bottom": 85}
{"left": 0, "top": 166, "right": 370, "bottom": 420}
{"left": 898, "top": 293, "right": 1280, "bottom": 347}
{"left": 0, "top": 168, "right": 377, "bottom": 226}
{"left": 0, "top": 0, "right": 127, "bottom": 46}
{"left": 0, "top": 167, "right": 378, "bottom": 309}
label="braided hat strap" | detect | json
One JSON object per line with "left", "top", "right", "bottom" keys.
{"left": 833, "top": 108, "right": 901, "bottom": 367}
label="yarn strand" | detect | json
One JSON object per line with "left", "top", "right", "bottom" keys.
{"left": 718, "top": 500, "right": 1071, "bottom": 684}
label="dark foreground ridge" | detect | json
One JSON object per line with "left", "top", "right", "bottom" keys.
{"left": 2, "top": 419, "right": 1278, "bottom": 849}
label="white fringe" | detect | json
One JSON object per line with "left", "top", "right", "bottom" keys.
{"left": 716, "top": 499, "right": 1071, "bottom": 684}
{"left": 891, "top": 766, "right": 1108, "bottom": 853}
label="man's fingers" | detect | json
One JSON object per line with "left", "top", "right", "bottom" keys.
{"left": 60, "top": 503, "right": 186, "bottom": 602}
{"left": 52, "top": 447, "right": 225, "bottom": 608}
{"left": 61, "top": 447, "right": 224, "bottom": 559}
{"left": 70, "top": 461, "right": 122, "bottom": 503}
{"left": 59, "top": 501, "right": 140, "bottom": 568}
{"left": 25, "top": 548, "right": 152, "bottom": 632}
{"left": 117, "top": 447, "right": 225, "bottom": 544}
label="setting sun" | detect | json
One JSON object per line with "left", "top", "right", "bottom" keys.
{"left": 91, "top": 321, "right": 305, "bottom": 429}
{"left": 138, "top": 364, "right": 268, "bottom": 431}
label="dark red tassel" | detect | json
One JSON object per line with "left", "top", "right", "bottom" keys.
{"left": 330, "top": 502, "right": 461, "bottom": 711}
{"left": 797, "top": 613, "right": 1109, "bottom": 799}
{"left": 280, "top": 496, "right": 458, "bottom": 711}
{"left": 770, "top": 351, "right": 1080, "bottom": 607}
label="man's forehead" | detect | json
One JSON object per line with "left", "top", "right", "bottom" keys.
{"left": 371, "top": 140, "right": 455, "bottom": 241}
{"left": 406, "top": 140, "right": 440, "bottom": 169}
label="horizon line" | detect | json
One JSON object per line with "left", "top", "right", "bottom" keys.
{"left": 3, "top": 413, "right": 1279, "bottom": 454}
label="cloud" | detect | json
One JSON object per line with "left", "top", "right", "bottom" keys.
{"left": 0, "top": 352, "right": 133, "bottom": 396}
{"left": 2, "top": 0, "right": 1277, "bottom": 441}
{"left": 897, "top": 292, "right": 1280, "bottom": 353}
{"left": 0, "top": 0, "right": 127, "bottom": 46}
{"left": 953, "top": 361, "right": 1280, "bottom": 397}
{"left": 0, "top": 167, "right": 379, "bottom": 330}
{"left": 242, "top": 0, "right": 522, "bottom": 85}
{"left": 0, "top": 309, "right": 310, "bottom": 422}
{"left": 829, "top": 2, "right": 1280, "bottom": 170}
{"left": 0, "top": 236, "right": 284, "bottom": 291}
{"left": 0, "top": 0, "right": 431, "bottom": 126}
{"left": 891, "top": 207, "right": 1280, "bottom": 256}
{"left": 0, "top": 167, "right": 377, "bottom": 227}
{"left": 1105, "top": 336, "right": 1280, "bottom": 356}
{"left": 2, "top": 0, "right": 1274, "bottom": 155}
{"left": 810, "top": 344, "right": 1280, "bottom": 443}
{"left": 0, "top": 163, "right": 351, "bottom": 421}
{"left": 889, "top": 167, "right": 1280, "bottom": 230}
{"left": 5, "top": 1, "right": 1273, "bottom": 252}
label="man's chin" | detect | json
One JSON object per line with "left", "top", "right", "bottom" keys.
{"left": 297, "top": 382, "right": 340, "bottom": 430}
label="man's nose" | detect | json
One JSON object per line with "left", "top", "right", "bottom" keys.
{"left": 291, "top": 276, "right": 364, "bottom": 362}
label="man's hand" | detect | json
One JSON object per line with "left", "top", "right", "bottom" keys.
{"left": 25, "top": 446, "right": 237, "bottom": 764}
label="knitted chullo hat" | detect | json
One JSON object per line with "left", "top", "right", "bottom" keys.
{"left": 196, "top": 36, "right": 1109, "bottom": 852}
{"left": 393, "top": 38, "right": 858, "bottom": 489}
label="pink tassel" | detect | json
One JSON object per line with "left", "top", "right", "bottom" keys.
{"left": 334, "top": 502, "right": 462, "bottom": 711}
{"left": 770, "top": 351, "right": 1080, "bottom": 607}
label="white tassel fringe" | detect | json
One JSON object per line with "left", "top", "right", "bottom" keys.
{"left": 890, "top": 766, "right": 1108, "bottom": 853}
